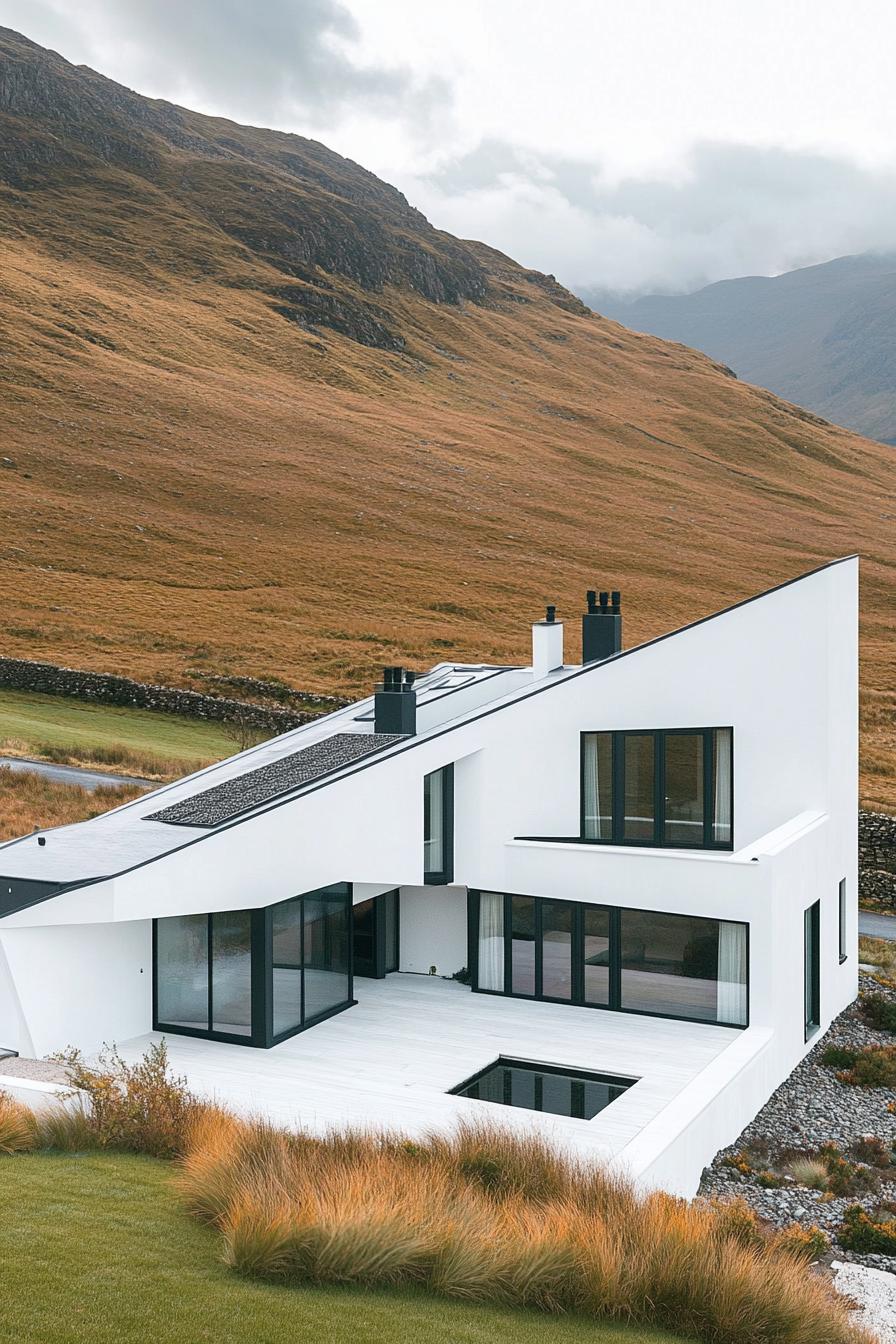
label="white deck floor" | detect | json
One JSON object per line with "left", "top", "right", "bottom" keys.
{"left": 121, "top": 974, "right": 741, "bottom": 1169}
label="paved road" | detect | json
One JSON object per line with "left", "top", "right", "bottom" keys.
{"left": 859, "top": 910, "right": 896, "bottom": 942}
{"left": 0, "top": 755, "right": 150, "bottom": 792}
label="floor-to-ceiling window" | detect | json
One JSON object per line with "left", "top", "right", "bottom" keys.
{"left": 352, "top": 890, "right": 400, "bottom": 979}
{"left": 470, "top": 891, "right": 748, "bottom": 1028}
{"left": 154, "top": 883, "right": 352, "bottom": 1048}
{"left": 580, "top": 728, "right": 733, "bottom": 850}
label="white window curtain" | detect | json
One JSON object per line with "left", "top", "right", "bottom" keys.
{"left": 716, "top": 920, "right": 747, "bottom": 1024}
{"left": 477, "top": 892, "right": 505, "bottom": 991}
{"left": 583, "top": 734, "right": 599, "bottom": 838}
{"left": 712, "top": 729, "right": 732, "bottom": 844}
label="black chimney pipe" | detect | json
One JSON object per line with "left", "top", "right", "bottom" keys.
{"left": 374, "top": 664, "right": 416, "bottom": 734}
{"left": 582, "top": 589, "right": 622, "bottom": 664}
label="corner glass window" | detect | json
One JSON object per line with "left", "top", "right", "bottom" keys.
{"left": 424, "top": 765, "right": 454, "bottom": 883}
{"left": 155, "top": 884, "right": 352, "bottom": 1048}
{"left": 580, "top": 727, "right": 733, "bottom": 850}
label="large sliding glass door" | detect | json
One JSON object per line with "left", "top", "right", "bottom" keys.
{"left": 471, "top": 891, "right": 748, "bottom": 1028}
{"left": 154, "top": 884, "right": 353, "bottom": 1048}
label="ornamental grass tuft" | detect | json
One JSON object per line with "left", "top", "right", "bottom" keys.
{"left": 0, "top": 1090, "right": 38, "bottom": 1154}
{"left": 174, "top": 1116, "right": 871, "bottom": 1344}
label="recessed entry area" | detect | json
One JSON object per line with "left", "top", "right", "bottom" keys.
{"left": 450, "top": 1056, "right": 638, "bottom": 1120}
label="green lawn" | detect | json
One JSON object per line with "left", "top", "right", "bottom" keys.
{"left": 0, "top": 1153, "right": 687, "bottom": 1344}
{"left": 0, "top": 688, "right": 235, "bottom": 767}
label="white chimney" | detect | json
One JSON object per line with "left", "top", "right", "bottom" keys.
{"left": 532, "top": 605, "right": 564, "bottom": 679}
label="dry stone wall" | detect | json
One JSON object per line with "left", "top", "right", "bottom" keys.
{"left": 859, "top": 809, "right": 896, "bottom": 911}
{"left": 0, "top": 656, "right": 346, "bottom": 734}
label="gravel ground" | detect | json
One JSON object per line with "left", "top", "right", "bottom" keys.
{"left": 832, "top": 1261, "right": 896, "bottom": 1343}
{"left": 0, "top": 1057, "right": 70, "bottom": 1084}
{"left": 701, "top": 973, "right": 896, "bottom": 1272}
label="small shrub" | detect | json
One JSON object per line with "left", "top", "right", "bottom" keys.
{"left": 756, "top": 1170, "right": 784, "bottom": 1188}
{"left": 851, "top": 1134, "right": 892, "bottom": 1168}
{"left": 787, "top": 1156, "right": 829, "bottom": 1190}
{"left": 839, "top": 1203, "right": 896, "bottom": 1254}
{"left": 819, "top": 1143, "right": 879, "bottom": 1197}
{"left": 722, "top": 1149, "right": 752, "bottom": 1175}
{"left": 707, "top": 1196, "right": 764, "bottom": 1250}
{"left": 820, "top": 1044, "right": 858, "bottom": 1070}
{"left": 835, "top": 1045, "right": 896, "bottom": 1088}
{"left": 55, "top": 1040, "right": 196, "bottom": 1158}
{"left": 0, "top": 1090, "right": 37, "bottom": 1153}
{"left": 861, "top": 993, "right": 896, "bottom": 1034}
{"left": 771, "top": 1223, "right": 830, "bottom": 1262}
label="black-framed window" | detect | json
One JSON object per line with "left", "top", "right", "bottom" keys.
{"left": 153, "top": 883, "right": 353, "bottom": 1048}
{"left": 838, "top": 878, "right": 847, "bottom": 964}
{"left": 424, "top": 764, "right": 454, "bottom": 884}
{"left": 581, "top": 727, "right": 733, "bottom": 850}
{"left": 352, "top": 890, "right": 400, "bottom": 980}
{"left": 470, "top": 891, "right": 748, "bottom": 1028}
{"left": 804, "top": 899, "right": 821, "bottom": 1040}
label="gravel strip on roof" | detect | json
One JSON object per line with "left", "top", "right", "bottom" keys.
{"left": 143, "top": 732, "right": 407, "bottom": 828}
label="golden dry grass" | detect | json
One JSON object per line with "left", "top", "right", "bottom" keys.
{"left": 0, "top": 1089, "right": 38, "bottom": 1153}
{"left": 0, "top": 765, "right": 145, "bottom": 840}
{"left": 1, "top": 30, "right": 893, "bottom": 808}
{"left": 172, "top": 1115, "right": 870, "bottom": 1344}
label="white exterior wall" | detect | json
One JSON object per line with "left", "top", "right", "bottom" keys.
{"left": 0, "top": 920, "right": 151, "bottom": 1057}
{"left": 398, "top": 886, "right": 467, "bottom": 977}
{"left": 0, "top": 559, "right": 858, "bottom": 1193}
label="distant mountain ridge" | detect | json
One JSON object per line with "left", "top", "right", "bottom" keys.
{"left": 0, "top": 27, "right": 894, "bottom": 809}
{"left": 587, "top": 252, "right": 896, "bottom": 444}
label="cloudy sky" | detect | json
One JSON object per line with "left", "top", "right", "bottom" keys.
{"left": 5, "top": 0, "right": 896, "bottom": 295}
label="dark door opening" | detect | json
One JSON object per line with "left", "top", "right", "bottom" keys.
{"left": 352, "top": 890, "right": 399, "bottom": 979}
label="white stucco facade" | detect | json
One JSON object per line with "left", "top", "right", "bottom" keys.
{"left": 0, "top": 557, "right": 859, "bottom": 1195}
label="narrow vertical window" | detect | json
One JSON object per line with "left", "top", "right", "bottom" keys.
{"left": 424, "top": 765, "right": 453, "bottom": 883}
{"left": 711, "top": 728, "right": 733, "bottom": 845}
{"left": 582, "top": 733, "right": 613, "bottom": 839}
{"left": 511, "top": 895, "right": 536, "bottom": 995}
{"left": 541, "top": 901, "right": 573, "bottom": 1000}
{"left": 804, "top": 901, "right": 820, "bottom": 1040}
{"left": 211, "top": 911, "right": 252, "bottom": 1037}
{"left": 663, "top": 733, "right": 704, "bottom": 845}
{"left": 623, "top": 734, "right": 655, "bottom": 841}
{"left": 838, "top": 878, "right": 847, "bottom": 963}
{"left": 583, "top": 905, "right": 611, "bottom": 1006}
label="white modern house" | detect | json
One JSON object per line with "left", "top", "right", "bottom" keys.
{"left": 0, "top": 557, "right": 858, "bottom": 1194}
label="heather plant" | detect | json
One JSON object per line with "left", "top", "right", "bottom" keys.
{"left": 835, "top": 1045, "right": 896, "bottom": 1088}
{"left": 860, "top": 992, "right": 896, "bottom": 1034}
{"left": 839, "top": 1203, "right": 896, "bottom": 1255}
{"left": 770, "top": 1223, "right": 830, "bottom": 1263}
{"left": 850, "top": 1134, "right": 892, "bottom": 1168}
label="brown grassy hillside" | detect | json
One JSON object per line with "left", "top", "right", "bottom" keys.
{"left": 0, "top": 28, "right": 893, "bottom": 808}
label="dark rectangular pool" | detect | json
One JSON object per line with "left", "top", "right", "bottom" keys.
{"left": 449, "top": 1057, "right": 637, "bottom": 1120}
